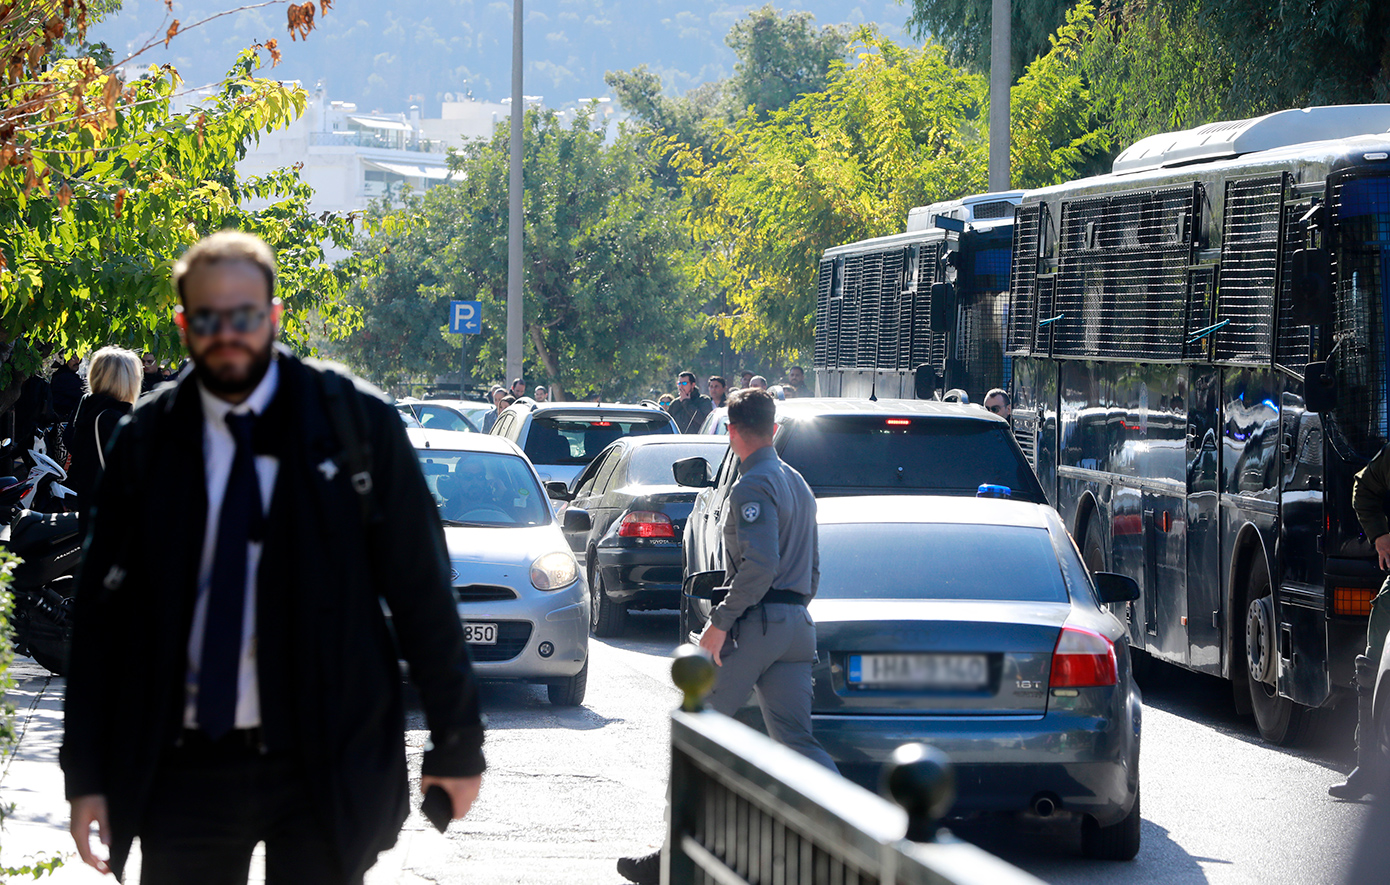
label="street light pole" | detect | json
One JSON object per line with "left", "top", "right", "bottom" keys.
{"left": 506, "top": 0, "right": 524, "bottom": 386}
{"left": 988, "top": 0, "right": 1010, "bottom": 191}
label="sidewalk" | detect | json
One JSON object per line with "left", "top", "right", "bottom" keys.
{"left": 0, "top": 658, "right": 462, "bottom": 884}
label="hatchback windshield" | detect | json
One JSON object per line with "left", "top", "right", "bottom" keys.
{"left": 525, "top": 414, "right": 673, "bottom": 465}
{"left": 416, "top": 450, "right": 550, "bottom": 527}
{"left": 780, "top": 416, "right": 1042, "bottom": 499}
{"left": 626, "top": 443, "right": 728, "bottom": 486}
{"left": 818, "top": 523, "right": 1067, "bottom": 602}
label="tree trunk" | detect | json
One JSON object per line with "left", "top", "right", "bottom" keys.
{"left": 528, "top": 323, "right": 563, "bottom": 401}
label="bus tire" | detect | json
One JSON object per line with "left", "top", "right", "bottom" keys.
{"left": 1242, "top": 555, "right": 1313, "bottom": 745}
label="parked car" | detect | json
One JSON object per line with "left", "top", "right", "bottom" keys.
{"left": 397, "top": 397, "right": 490, "bottom": 433}
{"left": 407, "top": 427, "right": 592, "bottom": 705}
{"left": 678, "top": 399, "right": 1047, "bottom": 584}
{"left": 697, "top": 407, "right": 728, "bottom": 435}
{"left": 553, "top": 435, "right": 729, "bottom": 637}
{"left": 489, "top": 401, "right": 678, "bottom": 488}
{"left": 684, "top": 495, "right": 1143, "bottom": 859}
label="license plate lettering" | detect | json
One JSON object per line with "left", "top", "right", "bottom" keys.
{"left": 463, "top": 622, "right": 498, "bottom": 645}
{"left": 848, "top": 654, "right": 987, "bottom": 688}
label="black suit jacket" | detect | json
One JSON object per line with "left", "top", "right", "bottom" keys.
{"left": 61, "top": 349, "right": 485, "bottom": 880}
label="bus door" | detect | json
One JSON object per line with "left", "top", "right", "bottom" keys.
{"left": 1186, "top": 366, "right": 1223, "bottom": 670}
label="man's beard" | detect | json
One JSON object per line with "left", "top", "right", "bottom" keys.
{"left": 192, "top": 339, "right": 274, "bottom": 396}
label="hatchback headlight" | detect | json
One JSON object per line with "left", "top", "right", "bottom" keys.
{"left": 531, "top": 552, "right": 578, "bottom": 590}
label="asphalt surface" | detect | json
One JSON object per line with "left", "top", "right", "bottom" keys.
{"left": 2, "top": 613, "right": 1375, "bottom": 884}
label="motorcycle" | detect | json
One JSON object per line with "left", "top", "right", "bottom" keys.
{"left": 20, "top": 448, "right": 76, "bottom": 513}
{"left": 0, "top": 469, "right": 81, "bottom": 676}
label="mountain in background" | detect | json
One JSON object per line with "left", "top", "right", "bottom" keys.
{"left": 90, "top": 0, "right": 911, "bottom": 115}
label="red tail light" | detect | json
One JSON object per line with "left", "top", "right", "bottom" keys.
{"left": 618, "top": 511, "right": 676, "bottom": 538}
{"left": 1049, "top": 625, "right": 1118, "bottom": 688}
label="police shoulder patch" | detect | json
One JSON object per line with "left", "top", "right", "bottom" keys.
{"left": 741, "top": 502, "right": 761, "bottom": 523}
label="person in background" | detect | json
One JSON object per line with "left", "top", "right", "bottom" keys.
{"left": 65, "top": 347, "right": 141, "bottom": 518}
{"left": 51, "top": 353, "right": 85, "bottom": 423}
{"left": 786, "top": 366, "right": 805, "bottom": 396}
{"left": 740, "top": 371, "right": 754, "bottom": 389}
{"left": 748, "top": 375, "right": 768, "bottom": 391}
{"left": 534, "top": 386, "right": 549, "bottom": 403}
{"left": 983, "top": 388, "right": 1012, "bottom": 422}
{"left": 141, "top": 353, "right": 168, "bottom": 394}
{"left": 482, "top": 386, "right": 507, "bottom": 433}
{"left": 667, "top": 371, "right": 713, "bottom": 433}
{"left": 510, "top": 378, "right": 526, "bottom": 399}
{"left": 657, "top": 393, "right": 674, "bottom": 410}
{"left": 707, "top": 376, "right": 727, "bottom": 409}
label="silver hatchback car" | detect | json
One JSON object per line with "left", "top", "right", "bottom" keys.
{"left": 409, "top": 428, "right": 591, "bottom": 705}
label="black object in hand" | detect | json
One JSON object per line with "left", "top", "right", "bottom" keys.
{"left": 422, "top": 785, "right": 452, "bottom": 833}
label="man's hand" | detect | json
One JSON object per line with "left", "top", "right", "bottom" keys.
{"left": 698, "top": 624, "right": 728, "bottom": 666}
{"left": 421, "top": 774, "right": 483, "bottom": 820}
{"left": 69, "top": 794, "right": 111, "bottom": 875}
{"left": 1376, "top": 534, "right": 1390, "bottom": 571}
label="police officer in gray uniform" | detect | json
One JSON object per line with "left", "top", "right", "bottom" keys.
{"left": 617, "top": 389, "right": 834, "bottom": 885}
{"left": 696, "top": 388, "right": 836, "bottom": 769}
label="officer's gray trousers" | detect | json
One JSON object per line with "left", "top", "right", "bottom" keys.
{"left": 706, "top": 603, "right": 838, "bottom": 772}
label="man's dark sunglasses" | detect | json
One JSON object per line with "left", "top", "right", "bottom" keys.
{"left": 180, "top": 305, "right": 272, "bottom": 337}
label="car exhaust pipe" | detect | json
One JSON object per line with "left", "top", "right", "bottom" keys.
{"left": 1031, "top": 795, "right": 1056, "bottom": 818}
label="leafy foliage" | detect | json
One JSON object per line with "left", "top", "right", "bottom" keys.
{"left": 722, "top": 5, "right": 852, "bottom": 121}
{"left": 670, "top": 23, "right": 1105, "bottom": 356}
{"left": 903, "top": 0, "right": 1073, "bottom": 79}
{"left": 328, "top": 109, "right": 701, "bottom": 401}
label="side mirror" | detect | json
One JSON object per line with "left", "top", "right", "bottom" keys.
{"left": 683, "top": 570, "right": 727, "bottom": 602}
{"left": 545, "top": 481, "right": 573, "bottom": 501}
{"left": 1094, "top": 572, "right": 1141, "bottom": 604}
{"left": 672, "top": 456, "right": 713, "bottom": 488}
{"left": 929, "top": 282, "right": 956, "bottom": 333}
{"left": 1304, "top": 361, "right": 1335, "bottom": 413}
{"left": 1288, "top": 248, "right": 1332, "bottom": 324}
{"left": 562, "top": 507, "right": 591, "bottom": 534}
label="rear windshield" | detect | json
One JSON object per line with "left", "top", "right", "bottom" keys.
{"left": 780, "top": 416, "right": 1040, "bottom": 498}
{"left": 818, "top": 523, "right": 1067, "bottom": 602}
{"left": 626, "top": 443, "right": 728, "bottom": 486}
{"left": 525, "top": 414, "right": 673, "bottom": 465}
{"left": 416, "top": 450, "right": 550, "bottom": 527}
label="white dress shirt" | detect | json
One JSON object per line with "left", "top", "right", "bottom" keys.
{"left": 184, "top": 359, "right": 280, "bottom": 730}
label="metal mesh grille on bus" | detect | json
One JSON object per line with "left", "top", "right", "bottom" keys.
{"left": 856, "top": 251, "right": 884, "bottom": 368}
{"left": 1183, "top": 266, "right": 1217, "bottom": 361}
{"left": 877, "top": 249, "right": 904, "bottom": 370}
{"left": 1331, "top": 174, "right": 1390, "bottom": 459}
{"left": 1215, "top": 175, "right": 1285, "bottom": 362}
{"left": 1276, "top": 203, "right": 1314, "bottom": 371}
{"left": 973, "top": 200, "right": 1013, "bottom": 220}
{"left": 838, "top": 254, "right": 861, "bottom": 368}
{"left": 1052, "top": 186, "right": 1196, "bottom": 360}
{"left": 813, "top": 259, "right": 833, "bottom": 369}
{"left": 1007, "top": 206, "right": 1041, "bottom": 355}
{"left": 910, "top": 243, "right": 948, "bottom": 372}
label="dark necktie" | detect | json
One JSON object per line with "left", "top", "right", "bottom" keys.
{"left": 197, "top": 411, "right": 265, "bottom": 738}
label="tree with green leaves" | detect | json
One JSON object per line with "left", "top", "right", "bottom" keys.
{"left": 328, "top": 109, "right": 702, "bottom": 401}
{"left": 903, "top": 0, "right": 1072, "bottom": 80}
{"left": 670, "top": 15, "right": 1106, "bottom": 357}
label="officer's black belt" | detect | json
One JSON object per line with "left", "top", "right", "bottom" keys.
{"left": 759, "top": 589, "right": 808, "bottom": 606}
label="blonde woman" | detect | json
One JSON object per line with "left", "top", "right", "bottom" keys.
{"left": 65, "top": 346, "right": 141, "bottom": 514}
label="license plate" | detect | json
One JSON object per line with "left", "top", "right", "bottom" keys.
{"left": 847, "top": 654, "right": 988, "bottom": 688}
{"left": 463, "top": 622, "right": 498, "bottom": 645}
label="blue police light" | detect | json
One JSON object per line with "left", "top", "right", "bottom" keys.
{"left": 977, "top": 484, "right": 1013, "bottom": 499}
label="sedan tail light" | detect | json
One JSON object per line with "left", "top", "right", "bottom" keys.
{"left": 618, "top": 511, "right": 676, "bottom": 538}
{"left": 1049, "top": 625, "right": 1118, "bottom": 688}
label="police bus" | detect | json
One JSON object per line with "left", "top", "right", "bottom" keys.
{"left": 1004, "top": 105, "right": 1390, "bottom": 743}
{"left": 812, "top": 192, "right": 1022, "bottom": 402}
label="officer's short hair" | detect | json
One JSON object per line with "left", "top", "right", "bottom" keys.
{"left": 727, "top": 388, "right": 776, "bottom": 437}
{"left": 708, "top": 375, "right": 726, "bottom": 387}
{"left": 985, "top": 388, "right": 1011, "bottom": 406}
{"left": 172, "top": 230, "right": 277, "bottom": 305}
{"left": 678, "top": 371, "right": 696, "bottom": 384}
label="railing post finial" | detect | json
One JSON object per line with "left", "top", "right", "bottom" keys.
{"left": 671, "top": 646, "right": 717, "bottom": 712}
{"left": 881, "top": 743, "right": 956, "bottom": 842}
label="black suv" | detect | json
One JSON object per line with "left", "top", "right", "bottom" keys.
{"left": 676, "top": 399, "right": 1046, "bottom": 635}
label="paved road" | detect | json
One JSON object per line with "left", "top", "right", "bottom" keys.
{"left": 1, "top": 613, "right": 1375, "bottom": 884}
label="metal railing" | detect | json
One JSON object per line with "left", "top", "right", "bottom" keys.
{"left": 307, "top": 131, "right": 448, "bottom": 154}
{"left": 664, "top": 648, "right": 1043, "bottom": 885}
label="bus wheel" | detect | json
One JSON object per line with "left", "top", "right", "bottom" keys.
{"left": 1243, "top": 557, "right": 1307, "bottom": 744}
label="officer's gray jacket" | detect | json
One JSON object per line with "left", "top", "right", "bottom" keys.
{"left": 711, "top": 446, "right": 819, "bottom": 631}
{"left": 1354, "top": 443, "right": 1390, "bottom": 541}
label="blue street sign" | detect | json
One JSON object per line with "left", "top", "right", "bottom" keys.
{"left": 449, "top": 300, "right": 482, "bottom": 334}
